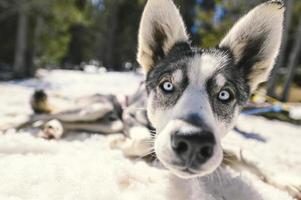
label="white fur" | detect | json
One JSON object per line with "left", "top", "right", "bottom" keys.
{"left": 216, "top": 74, "right": 226, "bottom": 87}
{"left": 39, "top": 119, "right": 64, "bottom": 139}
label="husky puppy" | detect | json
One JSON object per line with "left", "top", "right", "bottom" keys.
{"left": 137, "top": 0, "right": 284, "bottom": 179}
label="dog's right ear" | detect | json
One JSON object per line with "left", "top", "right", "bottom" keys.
{"left": 137, "top": 0, "right": 189, "bottom": 73}
{"left": 219, "top": 1, "right": 284, "bottom": 91}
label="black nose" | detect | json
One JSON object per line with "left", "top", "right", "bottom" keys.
{"left": 171, "top": 131, "right": 215, "bottom": 167}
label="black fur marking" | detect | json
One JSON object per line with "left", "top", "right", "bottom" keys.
{"left": 236, "top": 34, "right": 268, "bottom": 82}
{"left": 150, "top": 23, "right": 168, "bottom": 65}
{"left": 206, "top": 77, "right": 237, "bottom": 123}
{"left": 266, "top": 0, "right": 284, "bottom": 9}
{"left": 33, "top": 90, "right": 48, "bottom": 102}
{"left": 167, "top": 42, "right": 193, "bottom": 58}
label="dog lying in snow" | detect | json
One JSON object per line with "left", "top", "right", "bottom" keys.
{"left": 20, "top": 90, "right": 124, "bottom": 139}
{"left": 135, "top": 0, "right": 283, "bottom": 179}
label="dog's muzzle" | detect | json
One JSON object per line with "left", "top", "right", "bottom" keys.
{"left": 154, "top": 113, "right": 222, "bottom": 178}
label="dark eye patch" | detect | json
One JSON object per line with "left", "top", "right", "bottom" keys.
{"left": 205, "top": 61, "right": 252, "bottom": 123}
{"left": 204, "top": 48, "right": 251, "bottom": 122}
{"left": 146, "top": 59, "right": 190, "bottom": 109}
{"left": 145, "top": 42, "right": 196, "bottom": 94}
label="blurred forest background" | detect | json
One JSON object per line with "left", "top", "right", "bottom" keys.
{"left": 0, "top": 0, "right": 300, "bottom": 101}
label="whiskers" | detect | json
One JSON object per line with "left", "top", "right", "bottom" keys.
{"left": 134, "top": 138, "right": 157, "bottom": 161}
{"left": 222, "top": 149, "right": 242, "bottom": 167}
{"left": 134, "top": 149, "right": 157, "bottom": 162}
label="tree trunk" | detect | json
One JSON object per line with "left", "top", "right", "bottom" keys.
{"left": 105, "top": 0, "right": 118, "bottom": 70}
{"left": 267, "top": 0, "right": 294, "bottom": 97}
{"left": 281, "top": 18, "right": 301, "bottom": 102}
{"left": 13, "top": 10, "right": 28, "bottom": 78}
{"left": 31, "top": 16, "right": 43, "bottom": 75}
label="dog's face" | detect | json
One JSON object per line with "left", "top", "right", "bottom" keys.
{"left": 137, "top": 0, "right": 284, "bottom": 178}
{"left": 145, "top": 49, "right": 246, "bottom": 177}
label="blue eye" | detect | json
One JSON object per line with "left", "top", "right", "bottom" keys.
{"left": 218, "top": 90, "right": 231, "bottom": 102}
{"left": 160, "top": 81, "right": 174, "bottom": 92}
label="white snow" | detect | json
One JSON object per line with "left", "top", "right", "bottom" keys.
{"left": 290, "top": 106, "right": 301, "bottom": 120}
{"left": 0, "top": 69, "right": 300, "bottom": 200}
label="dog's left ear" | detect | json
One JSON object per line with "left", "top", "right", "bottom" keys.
{"left": 137, "top": 0, "right": 189, "bottom": 72}
{"left": 219, "top": 1, "right": 285, "bottom": 91}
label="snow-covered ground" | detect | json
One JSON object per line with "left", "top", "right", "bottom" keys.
{"left": 0, "top": 70, "right": 300, "bottom": 200}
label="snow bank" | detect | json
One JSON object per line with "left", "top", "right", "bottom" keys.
{"left": 0, "top": 132, "right": 293, "bottom": 200}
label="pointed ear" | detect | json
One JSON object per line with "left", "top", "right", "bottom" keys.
{"left": 137, "top": 0, "right": 189, "bottom": 72}
{"left": 219, "top": 1, "right": 285, "bottom": 91}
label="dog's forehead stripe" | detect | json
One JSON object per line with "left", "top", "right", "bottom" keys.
{"left": 187, "top": 52, "right": 229, "bottom": 86}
